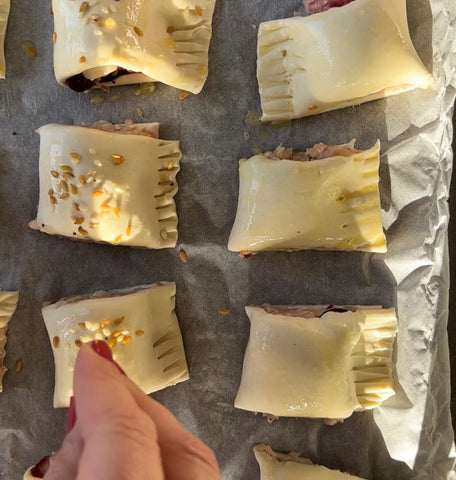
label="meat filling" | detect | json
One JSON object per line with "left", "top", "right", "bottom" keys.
{"left": 85, "top": 121, "right": 159, "bottom": 138}
{"left": 303, "top": 0, "right": 357, "bottom": 15}
{"left": 66, "top": 67, "right": 135, "bottom": 92}
{"left": 263, "top": 141, "right": 361, "bottom": 162}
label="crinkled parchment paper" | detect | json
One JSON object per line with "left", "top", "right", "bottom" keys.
{"left": 0, "top": 0, "right": 455, "bottom": 479}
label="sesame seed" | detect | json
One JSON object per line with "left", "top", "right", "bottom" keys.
{"left": 124, "top": 119, "right": 133, "bottom": 125}
{"left": 112, "top": 330, "right": 122, "bottom": 338}
{"left": 78, "top": 322, "right": 87, "bottom": 330}
{"left": 89, "top": 222, "right": 99, "bottom": 228}
{"left": 111, "top": 154, "right": 125, "bottom": 165}
{"left": 126, "top": 224, "right": 132, "bottom": 236}
{"left": 72, "top": 202, "right": 80, "bottom": 211}
{"left": 79, "top": 55, "right": 87, "bottom": 63}
{"left": 69, "top": 152, "right": 81, "bottom": 160}
{"left": 78, "top": 226, "right": 88, "bottom": 235}
{"left": 50, "top": 196, "right": 57, "bottom": 205}
{"left": 22, "top": 41, "right": 37, "bottom": 58}
{"left": 100, "top": 204, "right": 111, "bottom": 211}
{"left": 60, "top": 180, "right": 69, "bottom": 192}
{"left": 91, "top": 97, "right": 105, "bottom": 105}
{"left": 167, "top": 26, "right": 176, "bottom": 33}
{"left": 113, "top": 234, "right": 122, "bottom": 243}
{"left": 15, "top": 360, "right": 22, "bottom": 373}
{"left": 60, "top": 165, "right": 73, "bottom": 172}
{"left": 100, "top": 319, "right": 110, "bottom": 328}
{"left": 113, "top": 316, "right": 125, "bottom": 326}
{"left": 179, "top": 250, "right": 187, "bottom": 263}
{"left": 219, "top": 309, "right": 229, "bottom": 315}
{"left": 48, "top": 189, "right": 54, "bottom": 196}
{"left": 70, "top": 184, "right": 78, "bottom": 195}
{"left": 48, "top": 7, "right": 53, "bottom": 14}
{"left": 89, "top": 148, "right": 96, "bottom": 155}
{"left": 79, "top": 1, "right": 89, "bottom": 15}
{"left": 62, "top": 172, "right": 75, "bottom": 180}
{"left": 133, "top": 26, "right": 144, "bottom": 36}
{"left": 90, "top": 13, "right": 100, "bottom": 23}
{"left": 160, "top": 230, "right": 168, "bottom": 240}
{"left": 71, "top": 216, "right": 84, "bottom": 225}
{"left": 193, "top": 6, "right": 203, "bottom": 16}
{"left": 113, "top": 207, "right": 120, "bottom": 217}
{"left": 179, "top": 91, "right": 190, "bottom": 100}
{"left": 53, "top": 32, "right": 57, "bottom": 44}
{"left": 135, "top": 330, "right": 144, "bottom": 336}
{"left": 136, "top": 107, "right": 144, "bottom": 119}
{"left": 92, "top": 190, "right": 104, "bottom": 198}
{"left": 60, "top": 193, "right": 70, "bottom": 200}
{"left": 50, "top": 170, "right": 60, "bottom": 178}
{"left": 107, "top": 339, "right": 116, "bottom": 348}
{"left": 75, "top": 339, "right": 82, "bottom": 348}
{"left": 167, "top": 161, "right": 174, "bottom": 170}
{"left": 122, "top": 335, "right": 132, "bottom": 344}
{"left": 156, "top": 281, "right": 163, "bottom": 286}
{"left": 53, "top": 336, "right": 60, "bottom": 348}
{"left": 79, "top": 175, "right": 87, "bottom": 184}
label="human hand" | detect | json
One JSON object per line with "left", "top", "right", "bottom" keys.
{"left": 41, "top": 340, "right": 220, "bottom": 480}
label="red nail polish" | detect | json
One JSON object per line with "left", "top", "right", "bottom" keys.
{"left": 90, "top": 340, "right": 126, "bottom": 376}
{"left": 68, "top": 396, "right": 76, "bottom": 432}
{"left": 91, "top": 340, "right": 113, "bottom": 361}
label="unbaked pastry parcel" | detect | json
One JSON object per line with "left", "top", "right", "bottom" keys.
{"left": 235, "top": 305, "right": 397, "bottom": 420}
{"left": 254, "top": 445, "right": 367, "bottom": 480}
{"left": 0, "top": 0, "right": 9, "bottom": 77}
{"left": 228, "top": 141, "right": 386, "bottom": 255}
{"left": 29, "top": 121, "right": 181, "bottom": 248}
{"left": 0, "top": 290, "right": 19, "bottom": 391}
{"left": 52, "top": 0, "right": 217, "bottom": 93}
{"left": 257, "top": 0, "right": 431, "bottom": 122}
{"left": 42, "top": 282, "right": 188, "bottom": 408}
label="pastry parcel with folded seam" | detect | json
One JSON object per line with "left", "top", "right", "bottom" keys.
{"left": 43, "top": 282, "right": 188, "bottom": 408}
{"left": 254, "top": 445, "right": 367, "bottom": 480}
{"left": 0, "top": 290, "right": 19, "bottom": 391}
{"left": 29, "top": 121, "right": 181, "bottom": 249}
{"left": 257, "top": 0, "right": 431, "bottom": 122}
{"left": 0, "top": 0, "right": 10, "bottom": 78}
{"left": 52, "top": 0, "right": 216, "bottom": 93}
{"left": 228, "top": 141, "right": 386, "bottom": 254}
{"left": 234, "top": 305, "right": 397, "bottom": 420}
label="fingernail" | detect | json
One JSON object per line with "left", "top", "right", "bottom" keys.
{"left": 90, "top": 340, "right": 126, "bottom": 376}
{"left": 68, "top": 396, "right": 76, "bottom": 432}
{"left": 91, "top": 339, "right": 113, "bottom": 361}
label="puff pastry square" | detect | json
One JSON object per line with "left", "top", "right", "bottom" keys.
{"left": 52, "top": 0, "right": 217, "bottom": 93}
{"left": 257, "top": 0, "right": 431, "bottom": 122}
{"left": 30, "top": 122, "right": 181, "bottom": 249}
{"left": 42, "top": 283, "right": 189, "bottom": 408}
{"left": 0, "top": 290, "right": 19, "bottom": 391}
{"left": 234, "top": 305, "right": 397, "bottom": 419}
{"left": 228, "top": 141, "right": 386, "bottom": 254}
{"left": 0, "top": 0, "right": 10, "bottom": 78}
{"left": 254, "top": 445, "right": 367, "bottom": 480}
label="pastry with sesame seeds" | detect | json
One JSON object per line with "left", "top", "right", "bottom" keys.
{"left": 42, "top": 282, "right": 188, "bottom": 408}
{"left": 0, "top": 290, "right": 19, "bottom": 392}
{"left": 29, "top": 121, "right": 181, "bottom": 249}
{"left": 52, "top": 0, "right": 216, "bottom": 93}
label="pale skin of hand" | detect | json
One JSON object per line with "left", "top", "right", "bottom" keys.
{"left": 44, "top": 343, "right": 220, "bottom": 480}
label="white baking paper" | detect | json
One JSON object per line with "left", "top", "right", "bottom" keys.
{"left": 0, "top": 0, "right": 455, "bottom": 479}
